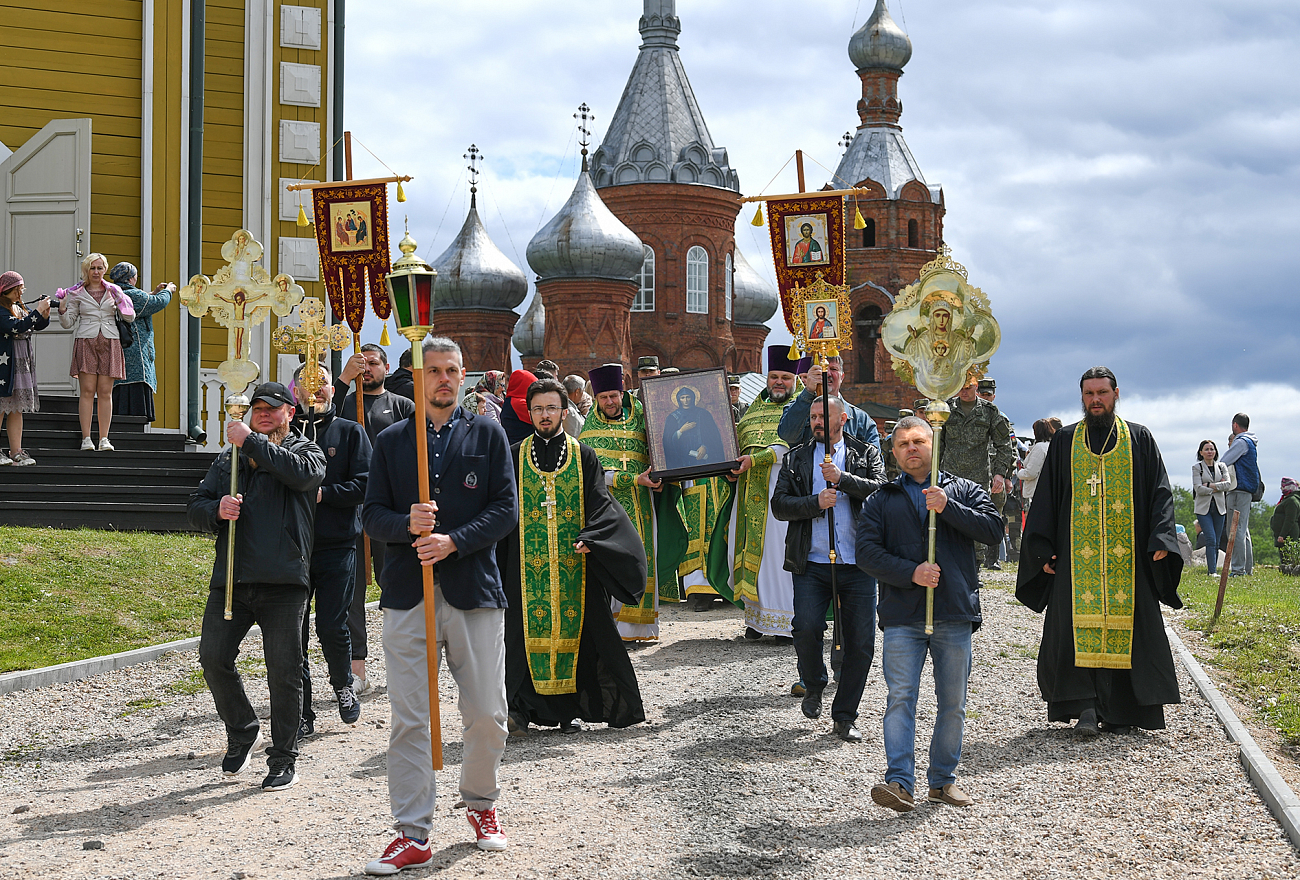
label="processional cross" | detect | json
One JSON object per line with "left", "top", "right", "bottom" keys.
{"left": 271, "top": 297, "right": 352, "bottom": 399}
{"left": 180, "top": 230, "right": 304, "bottom": 389}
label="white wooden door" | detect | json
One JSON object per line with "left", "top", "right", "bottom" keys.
{"left": 1, "top": 119, "right": 92, "bottom": 397}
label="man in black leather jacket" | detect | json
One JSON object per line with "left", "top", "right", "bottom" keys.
{"left": 189, "top": 381, "right": 326, "bottom": 792}
{"left": 772, "top": 395, "right": 887, "bottom": 743}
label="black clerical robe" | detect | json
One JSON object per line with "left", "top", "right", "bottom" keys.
{"left": 1016, "top": 419, "right": 1183, "bottom": 729}
{"left": 501, "top": 432, "right": 648, "bottom": 729}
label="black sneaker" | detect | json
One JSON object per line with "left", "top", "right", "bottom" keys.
{"left": 222, "top": 730, "right": 262, "bottom": 776}
{"left": 336, "top": 685, "right": 361, "bottom": 724}
{"left": 299, "top": 717, "right": 315, "bottom": 740}
{"left": 262, "top": 762, "right": 298, "bottom": 791}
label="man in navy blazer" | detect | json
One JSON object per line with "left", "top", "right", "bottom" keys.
{"left": 361, "top": 337, "right": 517, "bottom": 873}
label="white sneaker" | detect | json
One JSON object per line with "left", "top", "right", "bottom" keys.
{"left": 98, "top": 438, "right": 115, "bottom": 451}
{"left": 11, "top": 451, "right": 35, "bottom": 467}
{"left": 355, "top": 677, "right": 375, "bottom": 696}
{"left": 80, "top": 437, "right": 95, "bottom": 451}
{"left": 0, "top": 450, "right": 12, "bottom": 466}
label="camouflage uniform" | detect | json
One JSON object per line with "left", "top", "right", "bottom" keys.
{"left": 941, "top": 396, "right": 1014, "bottom": 567}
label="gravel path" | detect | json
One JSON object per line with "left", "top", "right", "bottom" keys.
{"left": 1, "top": 571, "right": 1297, "bottom": 879}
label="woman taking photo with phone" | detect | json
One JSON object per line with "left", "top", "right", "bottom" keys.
{"left": 57, "top": 253, "right": 135, "bottom": 450}
{"left": 0, "top": 271, "right": 52, "bottom": 466}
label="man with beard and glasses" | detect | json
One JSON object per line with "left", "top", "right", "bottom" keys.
{"left": 336, "top": 343, "right": 416, "bottom": 696}
{"left": 1016, "top": 366, "right": 1183, "bottom": 736}
{"left": 291, "top": 363, "right": 371, "bottom": 738}
{"left": 499, "top": 378, "right": 648, "bottom": 737}
{"left": 714, "top": 346, "right": 808, "bottom": 640}
{"left": 362, "top": 337, "right": 517, "bottom": 869}
{"left": 189, "top": 382, "right": 327, "bottom": 791}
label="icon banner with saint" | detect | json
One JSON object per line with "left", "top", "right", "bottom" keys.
{"left": 765, "top": 195, "right": 847, "bottom": 332}
{"left": 310, "top": 182, "right": 393, "bottom": 332}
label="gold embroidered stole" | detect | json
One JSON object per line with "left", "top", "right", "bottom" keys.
{"left": 518, "top": 434, "right": 586, "bottom": 694}
{"left": 1069, "top": 418, "right": 1136, "bottom": 670}
{"left": 732, "top": 393, "right": 788, "bottom": 603}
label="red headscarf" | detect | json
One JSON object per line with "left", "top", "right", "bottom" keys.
{"left": 505, "top": 369, "right": 536, "bottom": 422}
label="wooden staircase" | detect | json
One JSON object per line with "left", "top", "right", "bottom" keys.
{"left": 0, "top": 396, "right": 217, "bottom": 532}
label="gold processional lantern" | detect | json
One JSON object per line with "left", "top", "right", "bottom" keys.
{"left": 382, "top": 226, "right": 444, "bottom": 771}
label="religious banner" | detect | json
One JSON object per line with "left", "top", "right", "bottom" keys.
{"left": 180, "top": 230, "right": 305, "bottom": 389}
{"left": 765, "top": 195, "right": 847, "bottom": 331}
{"left": 310, "top": 181, "right": 393, "bottom": 331}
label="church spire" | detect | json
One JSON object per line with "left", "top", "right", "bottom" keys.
{"left": 639, "top": 0, "right": 680, "bottom": 49}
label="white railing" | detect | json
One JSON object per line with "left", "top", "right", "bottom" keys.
{"left": 197, "top": 370, "right": 232, "bottom": 453}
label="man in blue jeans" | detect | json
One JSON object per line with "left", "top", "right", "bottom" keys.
{"left": 292, "top": 363, "right": 371, "bottom": 737}
{"left": 856, "top": 415, "right": 1002, "bottom": 811}
{"left": 771, "top": 395, "right": 887, "bottom": 743}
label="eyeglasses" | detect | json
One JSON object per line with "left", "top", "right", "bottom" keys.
{"left": 530, "top": 405, "right": 562, "bottom": 415}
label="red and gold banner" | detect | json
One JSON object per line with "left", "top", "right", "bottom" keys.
{"left": 311, "top": 182, "right": 393, "bottom": 332}
{"left": 765, "top": 195, "right": 847, "bottom": 332}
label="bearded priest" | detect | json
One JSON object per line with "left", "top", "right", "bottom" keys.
{"left": 1016, "top": 366, "right": 1183, "bottom": 735}
{"left": 500, "top": 377, "right": 648, "bottom": 736}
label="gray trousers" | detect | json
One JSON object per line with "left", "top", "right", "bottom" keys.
{"left": 1225, "top": 489, "right": 1253, "bottom": 575}
{"left": 382, "top": 586, "right": 508, "bottom": 839}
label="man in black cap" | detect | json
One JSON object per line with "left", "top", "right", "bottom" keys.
{"left": 631, "top": 356, "right": 659, "bottom": 401}
{"left": 189, "top": 381, "right": 327, "bottom": 792}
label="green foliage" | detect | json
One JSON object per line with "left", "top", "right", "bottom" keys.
{"left": 1180, "top": 567, "right": 1300, "bottom": 745}
{"left": 0, "top": 527, "right": 216, "bottom": 673}
{"left": 1171, "top": 486, "right": 1278, "bottom": 566}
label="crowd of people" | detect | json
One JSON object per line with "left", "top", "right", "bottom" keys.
{"left": 177, "top": 332, "right": 1273, "bottom": 873}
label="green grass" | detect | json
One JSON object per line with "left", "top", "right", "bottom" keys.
{"left": 0, "top": 527, "right": 216, "bottom": 673}
{"left": 1179, "top": 567, "right": 1300, "bottom": 746}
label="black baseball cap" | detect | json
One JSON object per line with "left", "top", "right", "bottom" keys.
{"left": 251, "top": 381, "right": 295, "bottom": 408}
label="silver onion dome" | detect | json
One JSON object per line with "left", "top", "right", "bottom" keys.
{"left": 431, "top": 196, "right": 528, "bottom": 310}
{"left": 848, "top": 0, "right": 912, "bottom": 71}
{"left": 512, "top": 292, "right": 545, "bottom": 360}
{"left": 526, "top": 169, "right": 644, "bottom": 281}
{"left": 731, "top": 249, "right": 778, "bottom": 325}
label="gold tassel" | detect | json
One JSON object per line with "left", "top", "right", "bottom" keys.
{"left": 787, "top": 341, "right": 800, "bottom": 361}
{"left": 827, "top": 345, "right": 840, "bottom": 358}
{"left": 296, "top": 204, "right": 311, "bottom": 227}
{"left": 854, "top": 206, "right": 867, "bottom": 230}
{"left": 751, "top": 204, "right": 763, "bottom": 227}
{"left": 396, "top": 181, "right": 407, "bottom": 203}
{"left": 379, "top": 321, "right": 391, "bottom": 346}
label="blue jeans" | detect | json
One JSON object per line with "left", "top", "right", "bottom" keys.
{"left": 881, "top": 620, "right": 973, "bottom": 794}
{"left": 791, "top": 562, "right": 876, "bottom": 723}
{"left": 1196, "top": 510, "right": 1225, "bottom": 575}
{"left": 199, "top": 584, "right": 308, "bottom": 765}
{"left": 301, "top": 545, "right": 356, "bottom": 722}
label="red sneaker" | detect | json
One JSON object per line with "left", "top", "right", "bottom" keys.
{"left": 364, "top": 835, "right": 433, "bottom": 875}
{"left": 466, "top": 807, "right": 508, "bottom": 851}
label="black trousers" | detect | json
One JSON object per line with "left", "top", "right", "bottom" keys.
{"left": 302, "top": 545, "right": 356, "bottom": 721}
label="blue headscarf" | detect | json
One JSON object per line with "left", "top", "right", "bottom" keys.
{"left": 108, "top": 262, "right": 138, "bottom": 287}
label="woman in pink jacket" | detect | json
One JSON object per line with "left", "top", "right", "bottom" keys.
{"left": 57, "top": 252, "right": 135, "bottom": 450}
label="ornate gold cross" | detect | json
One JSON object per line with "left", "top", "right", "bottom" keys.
{"left": 1086, "top": 472, "right": 1102, "bottom": 497}
{"left": 180, "top": 230, "right": 305, "bottom": 389}
{"left": 541, "top": 478, "right": 558, "bottom": 520}
{"left": 271, "top": 297, "right": 352, "bottom": 399}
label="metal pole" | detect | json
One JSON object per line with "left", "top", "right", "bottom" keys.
{"left": 410, "top": 341, "right": 443, "bottom": 771}
{"left": 817, "top": 356, "right": 841, "bottom": 652}
{"left": 923, "top": 399, "right": 952, "bottom": 635}
{"left": 185, "top": 1, "right": 206, "bottom": 442}
{"left": 221, "top": 394, "right": 249, "bottom": 620}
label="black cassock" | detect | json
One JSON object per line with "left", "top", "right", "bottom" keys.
{"left": 1015, "top": 420, "right": 1184, "bottom": 730}
{"left": 500, "top": 433, "right": 648, "bottom": 729}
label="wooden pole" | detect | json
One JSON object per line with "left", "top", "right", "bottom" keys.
{"left": 1211, "top": 509, "right": 1240, "bottom": 628}
{"left": 410, "top": 342, "right": 443, "bottom": 771}
{"left": 795, "top": 149, "right": 806, "bottom": 194}
{"left": 340, "top": 130, "right": 374, "bottom": 587}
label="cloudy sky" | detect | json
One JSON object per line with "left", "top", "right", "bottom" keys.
{"left": 343, "top": 0, "right": 1298, "bottom": 497}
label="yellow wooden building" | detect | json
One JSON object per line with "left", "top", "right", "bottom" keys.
{"left": 0, "top": 0, "right": 339, "bottom": 438}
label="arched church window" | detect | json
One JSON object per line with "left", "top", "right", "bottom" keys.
{"left": 907, "top": 218, "right": 919, "bottom": 248}
{"left": 855, "top": 304, "right": 883, "bottom": 383}
{"left": 725, "top": 252, "right": 733, "bottom": 320}
{"left": 633, "top": 245, "right": 655, "bottom": 312}
{"left": 686, "top": 246, "right": 708, "bottom": 314}
{"left": 862, "top": 218, "right": 876, "bottom": 248}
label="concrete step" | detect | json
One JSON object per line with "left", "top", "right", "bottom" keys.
{"left": 0, "top": 501, "right": 201, "bottom": 532}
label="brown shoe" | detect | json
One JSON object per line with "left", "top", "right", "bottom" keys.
{"left": 927, "top": 783, "right": 973, "bottom": 806}
{"left": 870, "top": 781, "right": 915, "bottom": 813}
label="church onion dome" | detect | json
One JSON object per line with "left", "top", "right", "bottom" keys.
{"left": 731, "top": 248, "right": 778, "bottom": 325}
{"left": 589, "top": 0, "right": 739, "bottom": 191}
{"left": 848, "top": 0, "right": 912, "bottom": 71}
{"left": 431, "top": 196, "right": 528, "bottom": 310}
{"left": 525, "top": 170, "right": 644, "bottom": 281}
{"left": 831, "top": 129, "right": 939, "bottom": 202}
{"left": 512, "top": 292, "right": 544, "bottom": 360}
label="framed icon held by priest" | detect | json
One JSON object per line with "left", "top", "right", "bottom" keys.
{"left": 641, "top": 366, "right": 741, "bottom": 483}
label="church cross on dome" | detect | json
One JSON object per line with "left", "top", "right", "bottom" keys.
{"left": 840, "top": 131, "right": 854, "bottom": 153}
{"left": 574, "top": 102, "right": 595, "bottom": 169}
{"left": 464, "top": 144, "right": 483, "bottom": 201}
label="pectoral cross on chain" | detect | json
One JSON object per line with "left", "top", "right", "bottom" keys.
{"left": 617, "top": 451, "right": 631, "bottom": 470}
{"left": 541, "top": 479, "right": 558, "bottom": 520}
{"left": 1086, "top": 472, "right": 1102, "bottom": 497}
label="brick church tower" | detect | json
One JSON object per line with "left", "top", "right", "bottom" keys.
{"left": 831, "top": 0, "right": 945, "bottom": 411}
{"left": 589, "top": 0, "right": 775, "bottom": 372}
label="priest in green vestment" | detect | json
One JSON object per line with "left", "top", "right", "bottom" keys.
{"left": 500, "top": 378, "right": 647, "bottom": 734}
{"left": 580, "top": 363, "right": 686, "bottom": 641}
{"left": 1017, "top": 367, "right": 1183, "bottom": 734}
